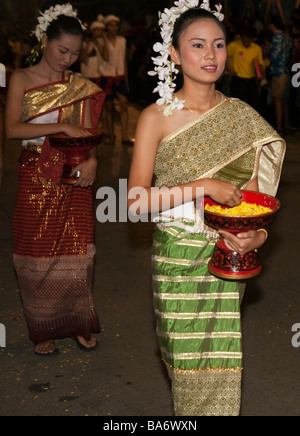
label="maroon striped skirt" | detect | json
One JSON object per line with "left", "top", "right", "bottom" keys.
{"left": 13, "top": 150, "right": 100, "bottom": 343}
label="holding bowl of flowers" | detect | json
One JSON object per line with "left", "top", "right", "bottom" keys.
{"left": 49, "top": 128, "right": 103, "bottom": 185}
{"left": 203, "top": 191, "right": 281, "bottom": 279}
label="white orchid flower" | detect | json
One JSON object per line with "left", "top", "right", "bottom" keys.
{"left": 214, "top": 4, "right": 225, "bottom": 22}
{"left": 163, "top": 103, "right": 174, "bottom": 116}
{"left": 163, "top": 97, "right": 185, "bottom": 116}
{"left": 61, "top": 4, "right": 73, "bottom": 15}
{"left": 200, "top": 0, "right": 210, "bottom": 11}
{"left": 149, "top": 0, "right": 224, "bottom": 116}
{"left": 33, "top": 2, "right": 85, "bottom": 41}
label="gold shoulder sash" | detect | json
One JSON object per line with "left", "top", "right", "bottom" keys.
{"left": 22, "top": 71, "right": 105, "bottom": 183}
{"left": 154, "top": 97, "right": 285, "bottom": 196}
{"left": 22, "top": 71, "right": 103, "bottom": 123}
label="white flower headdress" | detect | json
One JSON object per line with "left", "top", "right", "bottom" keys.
{"left": 148, "top": 0, "right": 224, "bottom": 116}
{"left": 34, "top": 2, "right": 85, "bottom": 40}
{"left": 27, "top": 3, "right": 85, "bottom": 65}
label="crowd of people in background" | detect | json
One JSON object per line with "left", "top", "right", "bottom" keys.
{"left": 79, "top": 14, "right": 134, "bottom": 145}
{"left": 222, "top": 8, "right": 300, "bottom": 134}
{"left": 0, "top": 7, "right": 300, "bottom": 146}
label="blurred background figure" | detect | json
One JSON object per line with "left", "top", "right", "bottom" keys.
{"left": 99, "top": 15, "right": 133, "bottom": 146}
{"left": 80, "top": 15, "right": 108, "bottom": 87}
{"left": 0, "top": 37, "right": 13, "bottom": 191}
{"left": 227, "top": 28, "right": 265, "bottom": 111}
{"left": 268, "top": 14, "right": 292, "bottom": 135}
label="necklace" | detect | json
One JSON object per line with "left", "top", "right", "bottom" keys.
{"left": 180, "top": 91, "right": 219, "bottom": 117}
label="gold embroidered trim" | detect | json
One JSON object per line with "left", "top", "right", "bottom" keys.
{"left": 157, "top": 330, "right": 242, "bottom": 340}
{"left": 163, "top": 359, "right": 243, "bottom": 373}
{"left": 154, "top": 309, "right": 240, "bottom": 319}
{"left": 157, "top": 224, "right": 218, "bottom": 243}
{"left": 152, "top": 254, "right": 209, "bottom": 266}
{"left": 161, "top": 348, "right": 243, "bottom": 361}
{"left": 153, "top": 292, "right": 240, "bottom": 300}
{"left": 153, "top": 274, "right": 219, "bottom": 283}
{"left": 167, "top": 362, "right": 243, "bottom": 416}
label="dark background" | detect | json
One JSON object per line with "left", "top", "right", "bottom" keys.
{"left": 0, "top": 0, "right": 299, "bottom": 40}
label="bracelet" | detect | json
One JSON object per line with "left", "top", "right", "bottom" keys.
{"left": 257, "top": 228, "right": 268, "bottom": 240}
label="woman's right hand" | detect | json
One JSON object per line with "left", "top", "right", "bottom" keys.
{"left": 62, "top": 124, "right": 93, "bottom": 138}
{"left": 203, "top": 179, "right": 243, "bottom": 207}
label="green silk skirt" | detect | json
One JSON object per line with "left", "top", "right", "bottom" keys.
{"left": 152, "top": 224, "right": 245, "bottom": 416}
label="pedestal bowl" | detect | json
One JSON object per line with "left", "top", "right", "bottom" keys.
{"left": 203, "top": 190, "right": 281, "bottom": 280}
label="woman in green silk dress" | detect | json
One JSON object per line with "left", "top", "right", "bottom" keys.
{"left": 128, "top": 7, "right": 285, "bottom": 416}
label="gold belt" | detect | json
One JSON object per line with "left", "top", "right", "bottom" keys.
{"left": 23, "top": 143, "right": 42, "bottom": 154}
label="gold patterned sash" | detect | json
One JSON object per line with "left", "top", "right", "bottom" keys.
{"left": 22, "top": 70, "right": 103, "bottom": 125}
{"left": 21, "top": 71, "right": 105, "bottom": 182}
{"left": 154, "top": 97, "right": 286, "bottom": 197}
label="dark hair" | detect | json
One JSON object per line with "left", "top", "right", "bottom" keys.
{"left": 241, "top": 28, "right": 255, "bottom": 39}
{"left": 172, "top": 8, "right": 227, "bottom": 49}
{"left": 46, "top": 14, "right": 84, "bottom": 41}
{"left": 269, "top": 14, "right": 285, "bottom": 31}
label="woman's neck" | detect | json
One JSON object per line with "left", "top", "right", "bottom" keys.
{"left": 30, "top": 59, "right": 64, "bottom": 83}
{"left": 178, "top": 84, "right": 219, "bottom": 115}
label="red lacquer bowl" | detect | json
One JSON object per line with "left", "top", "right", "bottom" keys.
{"left": 203, "top": 190, "right": 281, "bottom": 235}
{"left": 49, "top": 128, "right": 103, "bottom": 184}
{"left": 202, "top": 191, "right": 281, "bottom": 280}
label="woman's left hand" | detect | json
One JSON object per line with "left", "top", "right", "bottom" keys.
{"left": 71, "top": 157, "right": 98, "bottom": 188}
{"left": 219, "top": 230, "right": 267, "bottom": 256}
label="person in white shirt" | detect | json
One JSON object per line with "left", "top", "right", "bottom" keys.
{"left": 99, "top": 15, "right": 133, "bottom": 145}
{"left": 80, "top": 19, "right": 108, "bottom": 87}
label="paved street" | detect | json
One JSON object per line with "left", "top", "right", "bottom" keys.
{"left": 0, "top": 103, "right": 299, "bottom": 416}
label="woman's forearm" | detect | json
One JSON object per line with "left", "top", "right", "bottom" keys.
{"left": 5, "top": 121, "right": 93, "bottom": 140}
{"left": 128, "top": 177, "right": 243, "bottom": 216}
{"left": 128, "top": 179, "right": 208, "bottom": 216}
{"left": 5, "top": 121, "right": 67, "bottom": 140}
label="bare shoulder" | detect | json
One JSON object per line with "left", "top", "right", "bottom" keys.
{"left": 10, "top": 68, "right": 27, "bottom": 83}
{"left": 10, "top": 66, "right": 52, "bottom": 92}
{"left": 6, "top": 70, "right": 28, "bottom": 101}
{"left": 9, "top": 68, "right": 32, "bottom": 92}
{"left": 136, "top": 102, "right": 169, "bottom": 142}
{"left": 138, "top": 102, "right": 176, "bottom": 130}
{"left": 135, "top": 103, "right": 160, "bottom": 137}
{"left": 5, "top": 69, "right": 30, "bottom": 123}
{"left": 139, "top": 102, "right": 164, "bottom": 121}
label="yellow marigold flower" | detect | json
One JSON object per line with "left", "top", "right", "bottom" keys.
{"left": 205, "top": 202, "right": 272, "bottom": 216}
